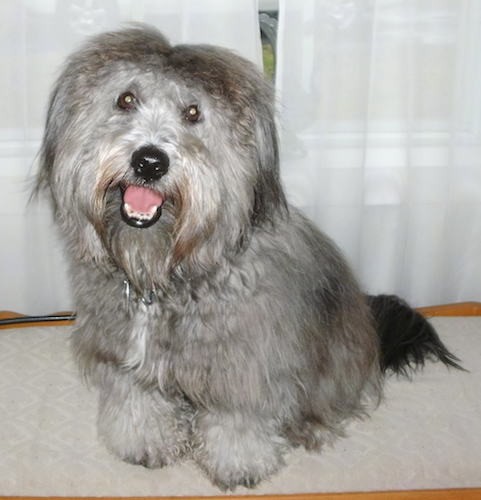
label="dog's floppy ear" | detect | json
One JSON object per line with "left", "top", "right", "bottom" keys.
{"left": 251, "top": 103, "right": 287, "bottom": 225}
{"left": 31, "top": 84, "right": 62, "bottom": 207}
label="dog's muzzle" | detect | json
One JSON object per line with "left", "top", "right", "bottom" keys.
{"left": 120, "top": 145, "right": 168, "bottom": 229}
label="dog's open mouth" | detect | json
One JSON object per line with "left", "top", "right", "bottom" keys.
{"left": 120, "top": 185, "right": 164, "bottom": 228}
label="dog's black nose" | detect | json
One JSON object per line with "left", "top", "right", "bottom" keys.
{"left": 131, "top": 145, "right": 169, "bottom": 182}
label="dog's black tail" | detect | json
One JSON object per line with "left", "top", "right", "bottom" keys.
{"left": 367, "top": 294, "right": 463, "bottom": 375}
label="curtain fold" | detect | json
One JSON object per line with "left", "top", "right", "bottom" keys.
{"left": 276, "top": 0, "right": 481, "bottom": 306}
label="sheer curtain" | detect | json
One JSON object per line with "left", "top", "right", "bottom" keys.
{"left": 277, "top": 0, "right": 481, "bottom": 306}
{"left": 2, "top": 1, "right": 481, "bottom": 314}
{"left": 0, "top": 0, "right": 261, "bottom": 314}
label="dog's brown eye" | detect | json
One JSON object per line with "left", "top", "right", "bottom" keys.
{"left": 184, "top": 104, "right": 201, "bottom": 123}
{"left": 117, "top": 91, "right": 137, "bottom": 111}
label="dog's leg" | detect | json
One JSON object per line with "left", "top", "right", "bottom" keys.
{"left": 192, "top": 410, "right": 288, "bottom": 490}
{"left": 97, "top": 369, "right": 192, "bottom": 468}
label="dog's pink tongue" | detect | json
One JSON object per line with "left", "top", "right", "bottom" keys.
{"left": 123, "top": 185, "right": 163, "bottom": 212}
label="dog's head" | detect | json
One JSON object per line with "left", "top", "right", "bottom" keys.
{"left": 36, "top": 25, "right": 286, "bottom": 288}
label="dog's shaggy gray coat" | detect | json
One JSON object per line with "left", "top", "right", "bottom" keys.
{"left": 35, "top": 25, "right": 459, "bottom": 489}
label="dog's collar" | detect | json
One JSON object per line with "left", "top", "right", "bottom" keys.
{"left": 123, "top": 279, "right": 157, "bottom": 309}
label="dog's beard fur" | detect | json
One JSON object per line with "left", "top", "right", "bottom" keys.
{"left": 35, "top": 25, "right": 459, "bottom": 490}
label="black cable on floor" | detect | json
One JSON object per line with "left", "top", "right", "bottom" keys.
{"left": 0, "top": 313, "right": 76, "bottom": 327}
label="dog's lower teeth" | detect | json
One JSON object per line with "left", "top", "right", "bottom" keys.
{"left": 120, "top": 203, "right": 162, "bottom": 228}
{"left": 124, "top": 203, "right": 154, "bottom": 220}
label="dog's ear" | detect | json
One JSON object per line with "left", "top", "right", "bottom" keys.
{"left": 251, "top": 104, "right": 287, "bottom": 225}
{"left": 33, "top": 84, "right": 62, "bottom": 205}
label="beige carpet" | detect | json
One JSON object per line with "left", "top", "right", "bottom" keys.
{"left": 1, "top": 317, "right": 480, "bottom": 496}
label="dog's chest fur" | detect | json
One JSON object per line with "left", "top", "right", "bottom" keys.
{"left": 123, "top": 279, "right": 266, "bottom": 408}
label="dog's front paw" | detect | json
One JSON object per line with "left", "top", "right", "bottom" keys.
{"left": 100, "top": 411, "right": 191, "bottom": 468}
{"left": 98, "top": 384, "right": 192, "bottom": 468}
{"left": 193, "top": 412, "right": 288, "bottom": 490}
{"left": 100, "top": 406, "right": 191, "bottom": 468}
{"left": 110, "top": 434, "right": 183, "bottom": 469}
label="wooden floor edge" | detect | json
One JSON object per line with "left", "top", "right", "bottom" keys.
{"left": 1, "top": 488, "right": 481, "bottom": 500}
{"left": 417, "top": 301, "right": 481, "bottom": 317}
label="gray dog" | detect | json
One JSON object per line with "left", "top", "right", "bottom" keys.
{"left": 35, "top": 25, "right": 460, "bottom": 489}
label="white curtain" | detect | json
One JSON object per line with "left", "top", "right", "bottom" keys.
{"left": 2, "top": 0, "right": 481, "bottom": 314}
{"left": 277, "top": 0, "right": 481, "bottom": 306}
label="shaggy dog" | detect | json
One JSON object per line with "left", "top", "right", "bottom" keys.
{"left": 35, "top": 25, "right": 460, "bottom": 489}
